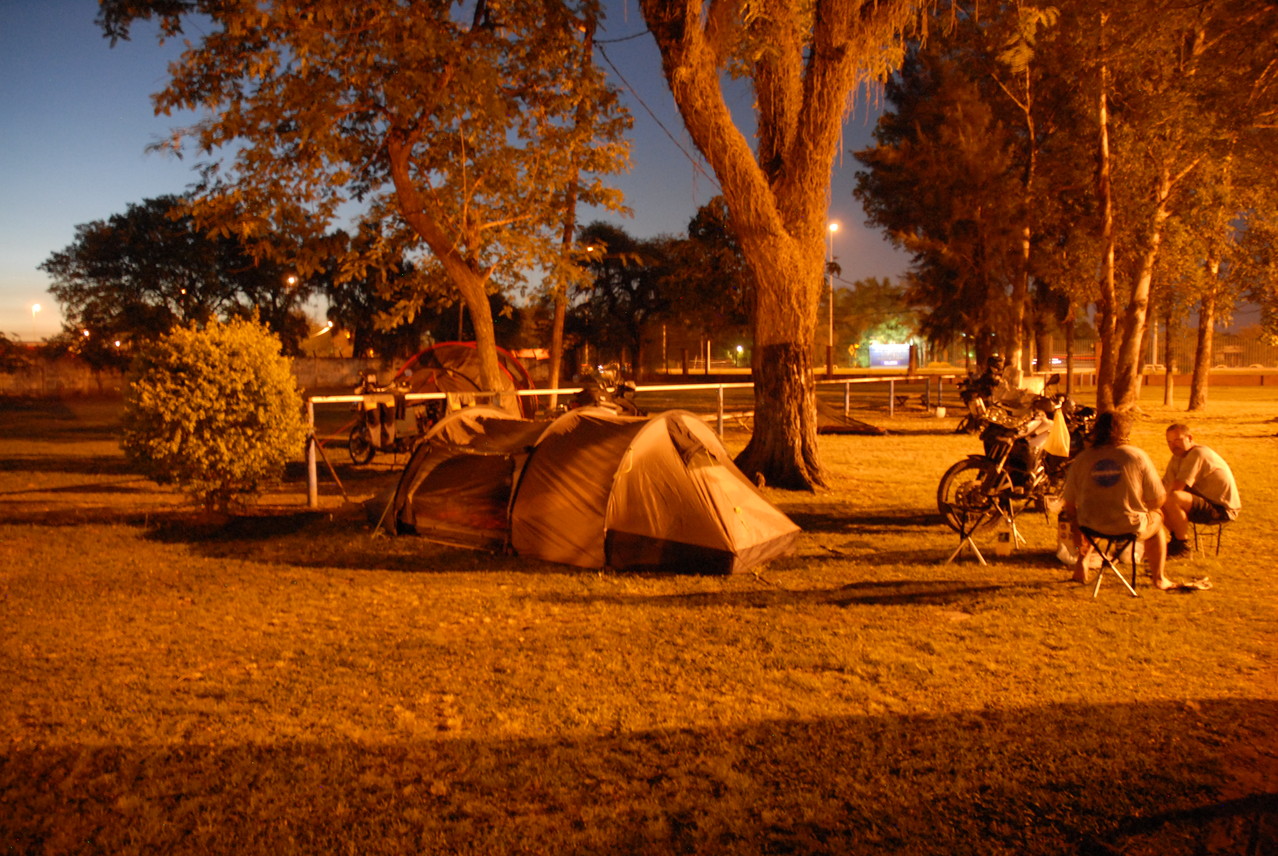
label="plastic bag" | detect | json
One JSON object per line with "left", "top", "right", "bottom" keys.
{"left": 1043, "top": 408, "right": 1071, "bottom": 457}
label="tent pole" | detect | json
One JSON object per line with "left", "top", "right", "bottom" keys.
{"left": 717, "top": 385, "right": 725, "bottom": 436}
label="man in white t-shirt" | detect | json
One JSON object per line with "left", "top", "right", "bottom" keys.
{"left": 1162, "top": 423, "right": 1240, "bottom": 557}
{"left": 1063, "top": 411, "right": 1173, "bottom": 589}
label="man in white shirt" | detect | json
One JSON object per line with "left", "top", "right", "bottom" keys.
{"left": 1162, "top": 423, "right": 1240, "bottom": 557}
{"left": 1063, "top": 411, "right": 1173, "bottom": 589}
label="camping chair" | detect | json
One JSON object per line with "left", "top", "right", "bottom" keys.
{"left": 944, "top": 514, "right": 988, "bottom": 566}
{"left": 1078, "top": 527, "right": 1140, "bottom": 598}
{"left": 1191, "top": 521, "right": 1226, "bottom": 557}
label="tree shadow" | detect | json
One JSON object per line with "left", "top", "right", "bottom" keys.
{"left": 2, "top": 699, "right": 1272, "bottom": 855}
{"left": 0, "top": 455, "right": 137, "bottom": 478}
{"left": 788, "top": 509, "right": 943, "bottom": 534}
{"left": 538, "top": 577, "right": 1053, "bottom": 610}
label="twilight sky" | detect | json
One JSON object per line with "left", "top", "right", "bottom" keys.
{"left": 0, "top": 0, "right": 909, "bottom": 341}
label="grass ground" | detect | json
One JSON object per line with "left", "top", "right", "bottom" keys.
{"left": 1, "top": 386, "right": 1276, "bottom": 855}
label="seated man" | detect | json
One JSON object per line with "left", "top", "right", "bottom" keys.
{"left": 1162, "top": 423, "right": 1240, "bottom": 557}
{"left": 1062, "top": 410, "right": 1174, "bottom": 589}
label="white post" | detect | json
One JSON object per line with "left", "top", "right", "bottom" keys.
{"left": 306, "top": 399, "right": 318, "bottom": 508}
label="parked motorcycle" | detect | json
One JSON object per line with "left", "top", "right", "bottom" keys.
{"left": 954, "top": 356, "right": 1010, "bottom": 434}
{"left": 348, "top": 370, "right": 441, "bottom": 465}
{"left": 937, "top": 375, "right": 1095, "bottom": 535}
{"left": 568, "top": 375, "right": 646, "bottom": 417}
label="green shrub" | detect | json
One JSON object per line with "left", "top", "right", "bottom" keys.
{"left": 122, "top": 318, "right": 307, "bottom": 510}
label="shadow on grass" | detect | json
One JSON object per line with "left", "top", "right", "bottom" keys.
{"left": 0, "top": 455, "right": 137, "bottom": 478}
{"left": 0, "top": 398, "right": 122, "bottom": 442}
{"left": 539, "top": 577, "right": 1055, "bottom": 609}
{"left": 1, "top": 699, "right": 1272, "bottom": 856}
{"left": 789, "top": 509, "right": 943, "bottom": 533}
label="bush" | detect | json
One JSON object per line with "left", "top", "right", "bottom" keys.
{"left": 122, "top": 318, "right": 307, "bottom": 510}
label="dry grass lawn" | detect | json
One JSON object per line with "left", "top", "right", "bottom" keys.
{"left": 1, "top": 385, "right": 1276, "bottom": 855}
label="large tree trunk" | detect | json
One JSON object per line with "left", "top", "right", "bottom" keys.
{"left": 639, "top": 0, "right": 917, "bottom": 489}
{"left": 1189, "top": 286, "right": 1217, "bottom": 410}
{"left": 740, "top": 258, "right": 823, "bottom": 489}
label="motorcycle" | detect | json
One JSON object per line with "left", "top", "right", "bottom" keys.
{"left": 568, "top": 375, "right": 646, "bottom": 417}
{"left": 347, "top": 370, "right": 442, "bottom": 465}
{"left": 937, "top": 375, "right": 1095, "bottom": 536}
{"left": 954, "top": 357, "right": 1011, "bottom": 434}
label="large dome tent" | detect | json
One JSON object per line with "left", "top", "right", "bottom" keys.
{"left": 384, "top": 407, "right": 799, "bottom": 574}
{"left": 510, "top": 408, "right": 799, "bottom": 574}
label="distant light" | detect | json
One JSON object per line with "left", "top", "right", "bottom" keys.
{"left": 32, "top": 303, "right": 41, "bottom": 316}
{"left": 828, "top": 221, "right": 840, "bottom": 234}
{"left": 286, "top": 275, "right": 298, "bottom": 286}
{"left": 82, "top": 329, "right": 90, "bottom": 338}
{"left": 113, "top": 340, "right": 121, "bottom": 348}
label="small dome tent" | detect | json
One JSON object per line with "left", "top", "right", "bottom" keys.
{"left": 393, "top": 341, "right": 539, "bottom": 418}
{"left": 510, "top": 408, "right": 799, "bottom": 574}
{"left": 385, "top": 407, "right": 799, "bottom": 574}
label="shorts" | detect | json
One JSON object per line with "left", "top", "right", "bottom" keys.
{"left": 1135, "top": 509, "right": 1164, "bottom": 541}
{"left": 1187, "top": 495, "right": 1235, "bottom": 524}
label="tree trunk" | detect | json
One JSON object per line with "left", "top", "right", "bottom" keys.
{"left": 1008, "top": 226, "right": 1030, "bottom": 384}
{"left": 386, "top": 133, "right": 502, "bottom": 392}
{"left": 1189, "top": 286, "right": 1217, "bottom": 410}
{"left": 1064, "top": 312, "right": 1076, "bottom": 398}
{"left": 1112, "top": 166, "right": 1172, "bottom": 409}
{"left": 1094, "top": 15, "right": 1117, "bottom": 411}
{"left": 1162, "top": 306, "right": 1175, "bottom": 407}
{"left": 737, "top": 257, "right": 823, "bottom": 489}
{"left": 548, "top": 14, "right": 596, "bottom": 410}
{"left": 640, "top": 0, "right": 901, "bottom": 490}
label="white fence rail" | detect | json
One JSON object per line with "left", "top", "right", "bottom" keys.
{"left": 302, "top": 374, "right": 959, "bottom": 508}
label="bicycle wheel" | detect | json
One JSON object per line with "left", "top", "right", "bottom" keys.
{"left": 937, "top": 458, "right": 1001, "bottom": 534}
{"left": 348, "top": 424, "right": 376, "bottom": 465}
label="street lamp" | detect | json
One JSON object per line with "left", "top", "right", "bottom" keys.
{"left": 826, "top": 222, "right": 840, "bottom": 377}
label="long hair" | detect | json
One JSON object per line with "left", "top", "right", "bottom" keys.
{"left": 1093, "top": 411, "right": 1132, "bottom": 447}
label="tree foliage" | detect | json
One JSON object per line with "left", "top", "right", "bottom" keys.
{"left": 122, "top": 318, "right": 307, "bottom": 511}
{"left": 839, "top": 277, "right": 919, "bottom": 366}
{"left": 97, "top": 0, "right": 630, "bottom": 391}
{"left": 853, "top": 0, "right": 1278, "bottom": 409}
{"left": 40, "top": 196, "right": 314, "bottom": 368}
{"left": 855, "top": 46, "right": 1022, "bottom": 359}
{"left": 571, "top": 222, "right": 671, "bottom": 376}
{"left": 669, "top": 197, "right": 754, "bottom": 342}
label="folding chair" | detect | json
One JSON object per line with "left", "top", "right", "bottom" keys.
{"left": 1078, "top": 527, "right": 1140, "bottom": 598}
{"left": 944, "top": 512, "right": 988, "bottom": 566}
{"left": 1191, "top": 521, "right": 1226, "bottom": 557}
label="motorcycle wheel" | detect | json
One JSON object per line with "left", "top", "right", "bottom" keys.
{"left": 937, "top": 458, "right": 1001, "bottom": 534}
{"left": 348, "top": 424, "right": 376, "bottom": 465}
